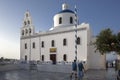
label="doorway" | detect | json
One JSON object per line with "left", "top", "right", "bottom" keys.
{"left": 50, "top": 54, "right": 56, "bottom": 64}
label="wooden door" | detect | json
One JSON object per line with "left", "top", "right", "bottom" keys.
{"left": 50, "top": 54, "right": 56, "bottom": 64}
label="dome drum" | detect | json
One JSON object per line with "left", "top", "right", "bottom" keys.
{"left": 53, "top": 13, "right": 75, "bottom": 28}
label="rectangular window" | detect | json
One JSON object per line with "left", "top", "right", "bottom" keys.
{"left": 63, "top": 54, "right": 67, "bottom": 61}
{"left": 25, "top": 43, "right": 27, "bottom": 49}
{"left": 77, "top": 37, "right": 80, "bottom": 45}
{"left": 51, "top": 40, "right": 55, "bottom": 47}
{"left": 33, "top": 42, "right": 35, "bottom": 48}
{"left": 42, "top": 55, "right": 44, "bottom": 61}
{"left": 63, "top": 38, "right": 67, "bottom": 46}
{"left": 59, "top": 17, "right": 62, "bottom": 24}
{"left": 42, "top": 41, "right": 44, "bottom": 48}
{"left": 70, "top": 17, "right": 73, "bottom": 24}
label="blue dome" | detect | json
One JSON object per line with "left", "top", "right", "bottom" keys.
{"left": 58, "top": 9, "right": 74, "bottom": 14}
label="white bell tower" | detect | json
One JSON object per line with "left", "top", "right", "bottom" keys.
{"left": 21, "top": 11, "right": 35, "bottom": 37}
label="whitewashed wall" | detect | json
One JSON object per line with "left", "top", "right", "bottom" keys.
{"left": 40, "top": 26, "right": 88, "bottom": 62}
{"left": 21, "top": 25, "right": 89, "bottom": 63}
{"left": 88, "top": 37, "right": 106, "bottom": 69}
{"left": 20, "top": 24, "right": 106, "bottom": 69}
{"left": 54, "top": 13, "right": 75, "bottom": 28}
{"left": 20, "top": 38, "right": 40, "bottom": 61}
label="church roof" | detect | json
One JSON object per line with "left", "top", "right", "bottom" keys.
{"left": 58, "top": 9, "right": 74, "bottom": 14}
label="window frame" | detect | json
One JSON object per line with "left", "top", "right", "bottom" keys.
{"left": 26, "top": 29, "right": 28, "bottom": 34}
{"left": 25, "top": 55, "right": 27, "bottom": 61}
{"left": 29, "top": 28, "right": 31, "bottom": 33}
{"left": 77, "top": 37, "right": 80, "bottom": 45}
{"left": 22, "top": 30, "right": 24, "bottom": 35}
{"left": 51, "top": 40, "right": 55, "bottom": 47}
{"left": 41, "top": 41, "right": 44, "bottom": 48}
{"left": 24, "top": 21, "right": 26, "bottom": 25}
{"left": 59, "top": 17, "right": 62, "bottom": 24}
{"left": 42, "top": 55, "right": 44, "bottom": 61}
{"left": 28, "top": 20, "right": 30, "bottom": 24}
{"left": 70, "top": 17, "right": 73, "bottom": 24}
{"left": 63, "top": 38, "right": 67, "bottom": 46}
{"left": 32, "top": 42, "right": 35, "bottom": 48}
{"left": 63, "top": 54, "right": 67, "bottom": 61}
{"left": 25, "top": 43, "right": 27, "bottom": 49}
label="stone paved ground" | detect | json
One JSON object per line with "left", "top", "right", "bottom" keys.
{"left": 0, "top": 70, "right": 70, "bottom": 80}
{"left": 84, "top": 68, "right": 116, "bottom": 80}
{"left": 0, "top": 68, "right": 117, "bottom": 80}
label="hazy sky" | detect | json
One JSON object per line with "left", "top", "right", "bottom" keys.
{"left": 0, "top": 0, "right": 120, "bottom": 59}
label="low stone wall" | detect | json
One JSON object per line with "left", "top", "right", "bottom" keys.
{"left": 0, "top": 63, "right": 87, "bottom": 73}
{"left": 37, "top": 64, "right": 72, "bottom": 73}
{"left": 19, "top": 63, "right": 30, "bottom": 70}
{"left": 18, "top": 63, "right": 72, "bottom": 73}
{"left": 0, "top": 64, "right": 20, "bottom": 71}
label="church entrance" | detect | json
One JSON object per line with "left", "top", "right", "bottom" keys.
{"left": 50, "top": 54, "right": 56, "bottom": 64}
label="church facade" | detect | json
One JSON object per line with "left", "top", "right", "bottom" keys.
{"left": 20, "top": 3, "right": 105, "bottom": 69}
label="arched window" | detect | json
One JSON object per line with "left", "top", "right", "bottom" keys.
{"left": 29, "top": 28, "right": 31, "bottom": 33}
{"left": 25, "top": 43, "right": 27, "bottom": 49}
{"left": 77, "top": 37, "right": 80, "bottom": 45}
{"left": 26, "top": 29, "right": 28, "bottom": 34}
{"left": 51, "top": 40, "right": 55, "bottom": 47}
{"left": 22, "top": 30, "right": 24, "bottom": 35}
{"left": 42, "top": 55, "right": 44, "bottom": 61}
{"left": 59, "top": 17, "right": 62, "bottom": 24}
{"left": 70, "top": 17, "right": 73, "bottom": 24}
{"left": 63, "top": 38, "right": 67, "bottom": 46}
{"left": 63, "top": 54, "right": 67, "bottom": 61}
{"left": 28, "top": 20, "right": 30, "bottom": 24}
{"left": 24, "top": 21, "right": 26, "bottom": 25}
{"left": 25, "top": 55, "right": 27, "bottom": 61}
{"left": 32, "top": 42, "right": 35, "bottom": 48}
{"left": 42, "top": 41, "right": 44, "bottom": 48}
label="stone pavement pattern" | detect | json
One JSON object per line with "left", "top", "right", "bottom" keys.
{"left": 0, "top": 68, "right": 117, "bottom": 80}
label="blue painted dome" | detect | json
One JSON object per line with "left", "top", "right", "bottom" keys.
{"left": 58, "top": 9, "right": 74, "bottom": 14}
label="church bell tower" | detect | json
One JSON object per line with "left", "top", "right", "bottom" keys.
{"left": 21, "top": 11, "right": 35, "bottom": 37}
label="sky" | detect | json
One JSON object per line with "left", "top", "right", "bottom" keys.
{"left": 0, "top": 0, "right": 120, "bottom": 59}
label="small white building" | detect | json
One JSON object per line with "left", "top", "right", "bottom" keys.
{"left": 20, "top": 3, "right": 105, "bottom": 69}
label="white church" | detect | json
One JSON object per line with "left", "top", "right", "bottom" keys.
{"left": 20, "top": 3, "right": 106, "bottom": 69}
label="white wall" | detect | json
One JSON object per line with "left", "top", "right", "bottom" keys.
{"left": 54, "top": 13, "right": 75, "bottom": 28}
{"left": 20, "top": 24, "right": 106, "bottom": 69}
{"left": 40, "top": 26, "right": 88, "bottom": 62}
{"left": 20, "top": 39, "right": 30, "bottom": 61}
{"left": 21, "top": 25, "right": 89, "bottom": 63}
{"left": 88, "top": 37, "right": 106, "bottom": 69}
{"left": 30, "top": 37, "right": 40, "bottom": 60}
{"left": 20, "top": 37, "right": 40, "bottom": 61}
